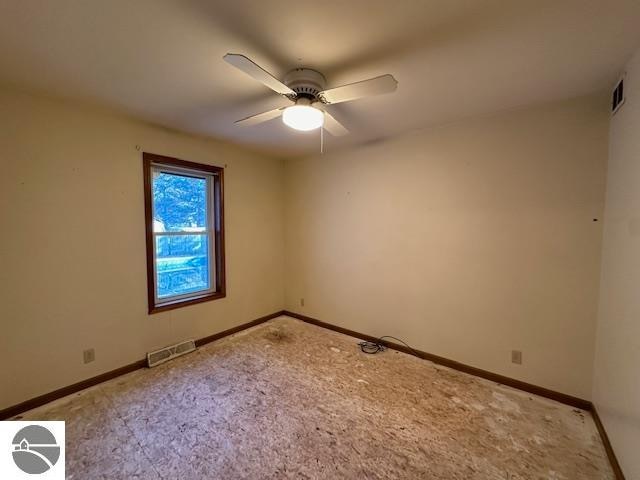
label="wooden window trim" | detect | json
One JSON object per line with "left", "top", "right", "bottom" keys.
{"left": 143, "top": 152, "right": 226, "bottom": 314}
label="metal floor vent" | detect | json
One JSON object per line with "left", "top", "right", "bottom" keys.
{"left": 147, "top": 339, "right": 196, "bottom": 368}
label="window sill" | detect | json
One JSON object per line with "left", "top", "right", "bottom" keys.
{"left": 149, "top": 291, "right": 226, "bottom": 314}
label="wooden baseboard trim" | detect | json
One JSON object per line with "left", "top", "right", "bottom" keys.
{"left": 283, "top": 310, "right": 630, "bottom": 477}
{"left": 282, "top": 310, "right": 591, "bottom": 410}
{"left": 1, "top": 309, "right": 624, "bottom": 478}
{"left": 591, "top": 405, "right": 626, "bottom": 480}
{"left": 0, "top": 310, "right": 286, "bottom": 420}
{"left": 194, "top": 311, "right": 285, "bottom": 347}
{"left": 0, "top": 359, "right": 147, "bottom": 421}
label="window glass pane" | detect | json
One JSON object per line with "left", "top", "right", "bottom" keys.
{"left": 155, "top": 234, "right": 210, "bottom": 298}
{"left": 152, "top": 171, "right": 207, "bottom": 232}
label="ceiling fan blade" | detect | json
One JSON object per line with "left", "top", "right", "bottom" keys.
{"left": 223, "top": 53, "right": 296, "bottom": 96}
{"left": 322, "top": 110, "right": 349, "bottom": 136}
{"left": 319, "top": 74, "right": 398, "bottom": 105}
{"left": 235, "top": 107, "right": 285, "bottom": 126}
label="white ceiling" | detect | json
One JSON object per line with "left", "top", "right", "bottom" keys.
{"left": 1, "top": 0, "right": 639, "bottom": 157}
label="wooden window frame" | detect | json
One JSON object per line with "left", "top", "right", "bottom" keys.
{"left": 143, "top": 152, "right": 225, "bottom": 314}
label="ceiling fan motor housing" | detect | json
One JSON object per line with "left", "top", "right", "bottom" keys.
{"left": 284, "top": 68, "right": 327, "bottom": 101}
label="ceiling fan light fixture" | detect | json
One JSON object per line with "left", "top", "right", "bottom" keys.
{"left": 282, "top": 104, "right": 324, "bottom": 131}
{"left": 224, "top": 53, "right": 397, "bottom": 136}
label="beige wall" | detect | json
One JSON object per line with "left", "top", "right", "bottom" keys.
{"left": 0, "top": 88, "right": 285, "bottom": 410}
{"left": 285, "top": 96, "right": 609, "bottom": 400}
{"left": 593, "top": 48, "right": 640, "bottom": 479}
{"left": 0, "top": 87, "right": 613, "bottom": 411}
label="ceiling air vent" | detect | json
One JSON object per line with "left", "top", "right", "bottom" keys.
{"left": 147, "top": 339, "right": 196, "bottom": 367}
{"left": 612, "top": 77, "right": 625, "bottom": 114}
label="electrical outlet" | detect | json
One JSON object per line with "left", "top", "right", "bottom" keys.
{"left": 511, "top": 350, "right": 522, "bottom": 365}
{"left": 83, "top": 348, "right": 95, "bottom": 364}
{"left": 300, "top": 298, "right": 305, "bottom": 307}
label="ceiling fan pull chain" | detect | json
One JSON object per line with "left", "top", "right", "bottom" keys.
{"left": 320, "top": 125, "right": 324, "bottom": 154}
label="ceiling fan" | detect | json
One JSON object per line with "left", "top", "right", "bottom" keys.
{"left": 223, "top": 53, "right": 398, "bottom": 136}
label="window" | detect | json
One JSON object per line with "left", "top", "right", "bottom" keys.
{"left": 143, "top": 153, "right": 225, "bottom": 313}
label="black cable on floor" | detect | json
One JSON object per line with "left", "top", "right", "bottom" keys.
{"left": 358, "top": 335, "right": 420, "bottom": 357}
